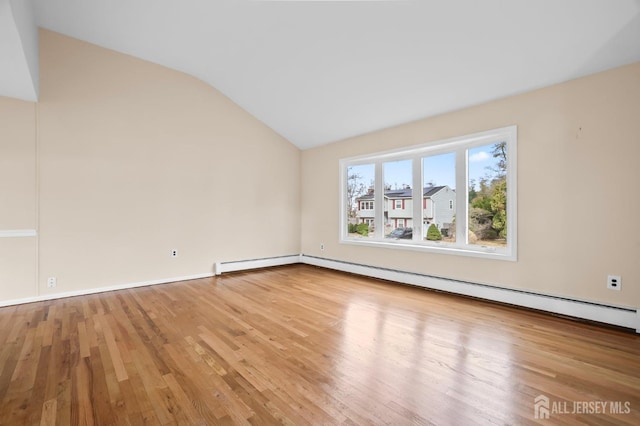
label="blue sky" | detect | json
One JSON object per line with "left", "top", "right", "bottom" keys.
{"left": 349, "top": 143, "right": 500, "bottom": 192}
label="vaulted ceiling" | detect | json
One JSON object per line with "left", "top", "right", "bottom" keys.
{"left": 2, "top": 0, "right": 640, "bottom": 149}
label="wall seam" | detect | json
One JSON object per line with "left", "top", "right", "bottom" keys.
{"left": 34, "top": 100, "right": 40, "bottom": 297}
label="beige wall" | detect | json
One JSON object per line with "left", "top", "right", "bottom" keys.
{"left": 0, "top": 29, "right": 301, "bottom": 301}
{"left": 0, "top": 97, "right": 37, "bottom": 300}
{"left": 0, "top": 97, "right": 36, "bottom": 229}
{"left": 301, "top": 62, "right": 640, "bottom": 308}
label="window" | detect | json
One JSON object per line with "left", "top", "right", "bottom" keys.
{"left": 340, "top": 126, "right": 517, "bottom": 260}
{"left": 360, "top": 201, "right": 373, "bottom": 210}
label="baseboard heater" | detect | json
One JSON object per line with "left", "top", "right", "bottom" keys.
{"left": 4, "top": 254, "right": 633, "bottom": 333}
{"left": 300, "top": 255, "right": 639, "bottom": 333}
{"left": 215, "top": 255, "right": 302, "bottom": 275}
{"left": 214, "top": 253, "right": 638, "bottom": 333}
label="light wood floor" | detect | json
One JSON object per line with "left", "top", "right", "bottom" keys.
{"left": 0, "top": 265, "right": 638, "bottom": 425}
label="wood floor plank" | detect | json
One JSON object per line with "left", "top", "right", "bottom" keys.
{"left": 96, "top": 314, "right": 129, "bottom": 383}
{"left": 162, "top": 372, "right": 206, "bottom": 425}
{"left": 129, "top": 348, "right": 175, "bottom": 425}
{"left": 71, "top": 357, "right": 95, "bottom": 426}
{"left": 163, "top": 341, "right": 227, "bottom": 422}
{"left": 0, "top": 264, "right": 638, "bottom": 424}
{"left": 39, "top": 398, "right": 57, "bottom": 426}
{"left": 55, "top": 378, "right": 72, "bottom": 426}
{"left": 77, "top": 322, "right": 91, "bottom": 359}
{"left": 24, "top": 345, "right": 52, "bottom": 425}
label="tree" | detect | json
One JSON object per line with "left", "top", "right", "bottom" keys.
{"left": 489, "top": 141, "right": 507, "bottom": 178}
{"left": 470, "top": 179, "right": 506, "bottom": 240}
{"left": 471, "top": 194, "right": 491, "bottom": 211}
{"left": 466, "top": 142, "right": 508, "bottom": 241}
{"left": 346, "top": 172, "right": 367, "bottom": 220}
{"left": 489, "top": 179, "right": 507, "bottom": 238}
{"left": 468, "top": 178, "right": 478, "bottom": 203}
{"left": 426, "top": 224, "right": 442, "bottom": 241}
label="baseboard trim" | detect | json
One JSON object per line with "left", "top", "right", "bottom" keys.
{"left": 2, "top": 254, "right": 637, "bottom": 333}
{"left": 215, "top": 255, "right": 301, "bottom": 275}
{"left": 300, "top": 254, "right": 639, "bottom": 333}
{"left": 0, "top": 272, "right": 215, "bottom": 308}
{"left": 0, "top": 254, "right": 301, "bottom": 308}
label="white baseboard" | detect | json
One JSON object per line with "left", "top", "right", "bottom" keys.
{"left": 2, "top": 253, "right": 637, "bottom": 334}
{"left": 215, "top": 255, "right": 301, "bottom": 275}
{"left": 300, "top": 255, "right": 640, "bottom": 333}
{"left": 0, "top": 272, "right": 215, "bottom": 308}
{"left": 0, "top": 254, "right": 300, "bottom": 308}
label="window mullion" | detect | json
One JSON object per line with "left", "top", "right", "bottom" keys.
{"left": 374, "top": 161, "right": 384, "bottom": 240}
{"left": 412, "top": 156, "right": 422, "bottom": 242}
{"left": 455, "top": 148, "right": 467, "bottom": 245}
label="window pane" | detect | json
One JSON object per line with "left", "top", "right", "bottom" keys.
{"left": 422, "top": 153, "right": 456, "bottom": 242}
{"left": 468, "top": 142, "right": 507, "bottom": 247}
{"left": 347, "top": 164, "right": 375, "bottom": 239}
{"left": 383, "top": 159, "right": 412, "bottom": 238}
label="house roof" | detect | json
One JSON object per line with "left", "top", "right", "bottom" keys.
{"left": 357, "top": 185, "right": 449, "bottom": 201}
{"left": 424, "top": 186, "right": 448, "bottom": 197}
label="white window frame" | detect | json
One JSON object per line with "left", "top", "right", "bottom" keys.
{"left": 394, "top": 200, "right": 402, "bottom": 209}
{"left": 339, "top": 125, "right": 517, "bottom": 261}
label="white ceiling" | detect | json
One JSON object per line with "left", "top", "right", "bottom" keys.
{"left": 2, "top": 1, "right": 640, "bottom": 149}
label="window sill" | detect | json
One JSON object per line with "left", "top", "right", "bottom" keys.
{"left": 340, "top": 237, "right": 517, "bottom": 261}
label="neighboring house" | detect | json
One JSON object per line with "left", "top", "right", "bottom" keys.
{"left": 356, "top": 186, "right": 456, "bottom": 235}
{"left": 384, "top": 187, "right": 413, "bottom": 230}
{"left": 354, "top": 189, "right": 376, "bottom": 228}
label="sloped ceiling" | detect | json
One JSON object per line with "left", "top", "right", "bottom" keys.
{"left": 0, "top": 0, "right": 38, "bottom": 101}
{"left": 2, "top": 0, "right": 639, "bottom": 149}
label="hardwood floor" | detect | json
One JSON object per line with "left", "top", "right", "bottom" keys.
{"left": 0, "top": 264, "right": 638, "bottom": 425}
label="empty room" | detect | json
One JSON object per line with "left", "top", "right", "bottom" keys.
{"left": 1, "top": 0, "right": 639, "bottom": 424}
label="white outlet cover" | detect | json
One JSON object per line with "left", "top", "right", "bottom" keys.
{"left": 607, "top": 275, "right": 621, "bottom": 291}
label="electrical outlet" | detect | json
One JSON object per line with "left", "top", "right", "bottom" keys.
{"left": 171, "top": 249, "right": 178, "bottom": 258}
{"left": 320, "top": 243, "right": 325, "bottom": 251}
{"left": 47, "top": 277, "right": 57, "bottom": 288}
{"left": 607, "top": 275, "right": 621, "bottom": 291}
